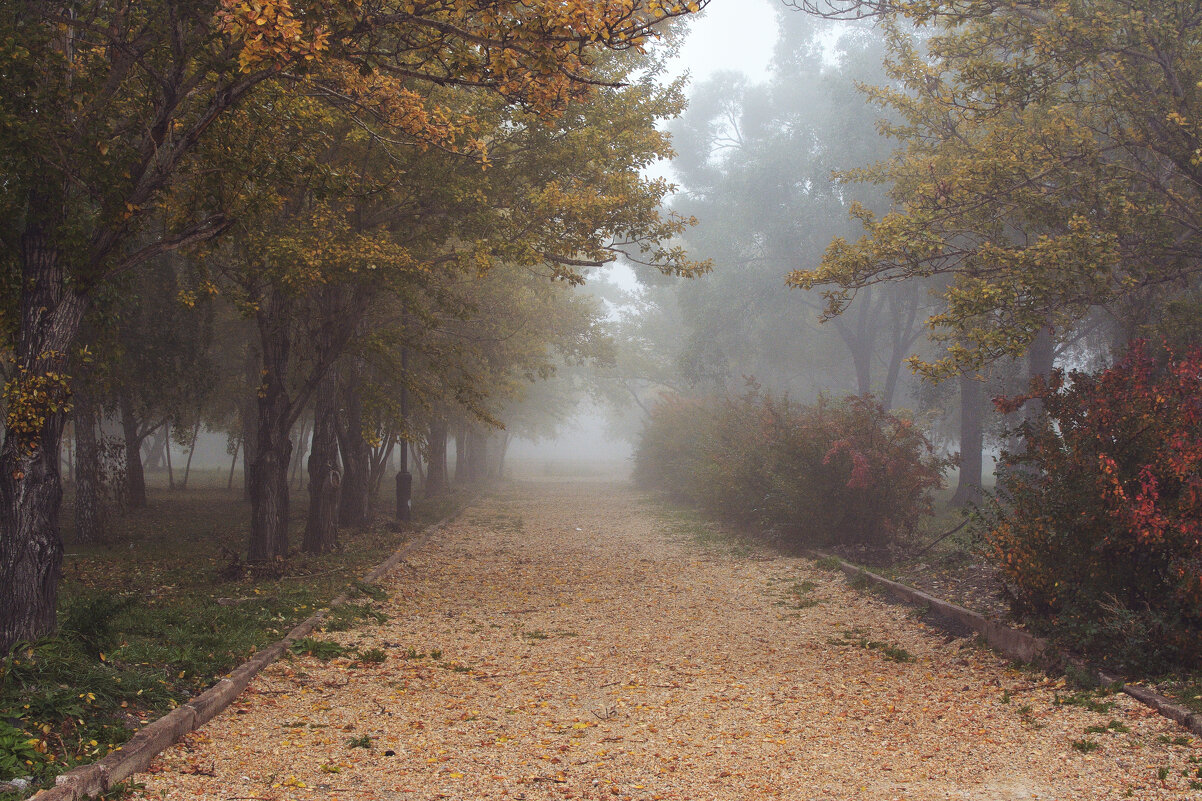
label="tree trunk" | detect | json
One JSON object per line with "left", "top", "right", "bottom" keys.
{"left": 455, "top": 428, "right": 467, "bottom": 484}
{"left": 119, "top": 394, "right": 148, "bottom": 509}
{"left": 466, "top": 429, "right": 488, "bottom": 483}
{"left": 337, "top": 366, "right": 371, "bottom": 527}
{"left": 835, "top": 314, "right": 873, "bottom": 397}
{"left": 425, "top": 419, "right": 450, "bottom": 497}
{"left": 1004, "top": 326, "right": 1057, "bottom": 475}
{"left": 951, "top": 373, "right": 985, "bottom": 506}
{"left": 246, "top": 283, "right": 367, "bottom": 561}
{"left": 303, "top": 368, "right": 340, "bottom": 554}
{"left": 247, "top": 294, "right": 295, "bottom": 565}
{"left": 1027, "top": 326, "right": 1055, "bottom": 402}
{"left": 181, "top": 420, "right": 201, "bottom": 490}
{"left": 73, "top": 382, "right": 104, "bottom": 544}
{"left": 0, "top": 214, "right": 89, "bottom": 652}
{"left": 164, "top": 422, "right": 174, "bottom": 489}
{"left": 369, "top": 437, "right": 395, "bottom": 504}
{"left": 414, "top": 448, "right": 427, "bottom": 489}
{"left": 395, "top": 439, "right": 413, "bottom": 522}
{"left": 882, "top": 288, "right": 921, "bottom": 410}
{"left": 227, "top": 437, "right": 240, "bottom": 491}
{"left": 497, "top": 432, "right": 511, "bottom": 479}
{"left": 240, "top": 345, "right": 260, "bottom": 500}
{"left": 143, "top": 427, "right": 167, "bottom": 472}
{"left": 837, "top": 288, "right": 876, "bottom": 397}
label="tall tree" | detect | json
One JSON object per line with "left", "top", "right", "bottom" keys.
{"left": 665, "top": 16, "right": 928, "bottom": 403}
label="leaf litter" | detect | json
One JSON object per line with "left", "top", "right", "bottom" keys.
{"left": 136, "top": 481, "right": 1201, "bottom": 800}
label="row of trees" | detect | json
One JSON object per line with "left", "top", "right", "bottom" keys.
{"left": 0, "top": 1, "right": 712, "bottom": 653}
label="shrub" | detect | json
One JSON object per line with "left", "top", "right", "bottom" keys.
{"left": 634, "top": 389, "right": 946, "bottom": 549}
{"left": 986, "top": 342, "right": 1202, "bottom": 669}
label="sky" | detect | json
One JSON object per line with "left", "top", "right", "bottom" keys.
{"left": 667, "top": 0, "right": 781, "bottom": 84}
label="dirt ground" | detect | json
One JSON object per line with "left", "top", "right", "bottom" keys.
{"left": 136, "top": 481, "right": 1202, "bottom": 800}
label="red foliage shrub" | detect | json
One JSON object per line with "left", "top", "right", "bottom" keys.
{"left": 634, "top": 390, "right": 946, "bottom": 549}
{"left": 987, "top": 342, "right": 1202, "bottom": 668}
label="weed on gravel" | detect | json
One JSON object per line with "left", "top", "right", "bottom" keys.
{"left": 1054, "top": 688, "right": 1117, "bottom": 714}
{"left": 827, "top": 628, "right": 915, "bottom": 663}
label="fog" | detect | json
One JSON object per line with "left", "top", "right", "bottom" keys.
{"left": 510, "top": 4, "right": 1018, "bottom": 499}
{"left": 505, "top": 407, "right": 634, "bottom": 480}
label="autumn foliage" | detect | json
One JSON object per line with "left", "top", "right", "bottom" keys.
{"left": 635, "top": 391, "right": 945, "bottom": 549}
{"left": 986, "top": 343, "right": 1202, "bottom": 668}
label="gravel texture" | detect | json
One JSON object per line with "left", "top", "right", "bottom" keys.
{"left": 135, "top": 481, "right": 1202, "bottom": 800}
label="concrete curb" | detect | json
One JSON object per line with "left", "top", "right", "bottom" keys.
{"left": 820, "top": 552, "right": 1202, "bottom": 737}
{"left": 31, "top": 515, "right": 454, "bottom": 801}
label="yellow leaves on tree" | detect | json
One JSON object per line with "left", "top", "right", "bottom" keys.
{"left": 3, "top": 358, "right": 72, "bottom": 457}
{"left": 216, "top": 0, "right": 329, "bottom": 72}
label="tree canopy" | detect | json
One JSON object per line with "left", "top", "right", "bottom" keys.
{"left": 0, "top": 0, "right": 708, "bottom": 652}
{"left": 790, "top": 0, "right": 1202, "bottom": 377}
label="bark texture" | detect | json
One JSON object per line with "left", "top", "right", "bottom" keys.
{"left": 0, "top": 219, "right": 88, "bottom": 651}
{"left": 240, "top": 345, "right": 261, "bottom": 500}
{"left": 247, "top": 292, "right": 295, "bottom": 565}
{"left": 303, "top": 369, "right": 341, "bottom": 554}
{"left": 119, "top": 393, "right": 148, "bottom": 510}
{"left": 337, "top": 365, "right": 371, "bottom": 528}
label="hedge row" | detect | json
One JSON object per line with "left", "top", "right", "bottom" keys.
{"left": 634, "top": 391, "right": 946, "bottom": 550}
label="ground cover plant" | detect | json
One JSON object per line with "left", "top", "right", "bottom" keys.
{"left": 0, "top": 479, "right": 459, "bottom": 797}
{"left": 634, "top": 389, "right": 947, "bottom": 551}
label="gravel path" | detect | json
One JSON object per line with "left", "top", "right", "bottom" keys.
{"left": 138, "top": 481, "right": 1201, "bottom": 800}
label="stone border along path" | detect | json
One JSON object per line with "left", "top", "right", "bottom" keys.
{"left": 821, "top": 556, "right": 1202, "bottom": 737}
{"left": 128, "top": 481, "right": 1201, "bottom": 801}
{"left": 31, "top": 514, "right": 460, "bottom": 801}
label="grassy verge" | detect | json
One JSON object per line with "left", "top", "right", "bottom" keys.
{"left": 1, "top": 478, "right": 469, "bottom": 799}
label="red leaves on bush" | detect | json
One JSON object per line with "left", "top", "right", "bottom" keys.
{"left": 822, "top": 439, "right": 871, "bottom": 489}
{"left": 987, "top": 341, "right": 1202, "bottom": 666}
{"left": 634, "top": 390, "right": 946, "bottom": 548}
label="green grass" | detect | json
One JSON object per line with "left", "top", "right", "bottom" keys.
{"left": 291, "top": 638, "right": 351, "bottom": 661}
{"left": 826, "top": 628, "right": 915, "bottom": 663}
{"left": 812, "top": 555, "right": 844, "bottom": 572}
{"left": 784, "top": 580, "right": 821, "bottom": 609}
{"left": 0, "top": 480, "right": 459, "bottom": 798}
{"left": 323, "top": 603, "right": 387, "bottom": 632}
{"left": 1157, "top": 734, "right": 1193, "bottom": 746}
{"left": 1054, "top": 688, "right": 1117, "bottom": 714}
{"left": 356, "top": 648, "right": 387, "bottom": 664}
